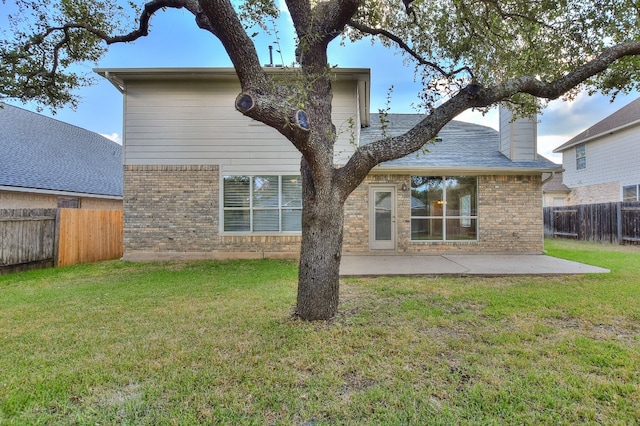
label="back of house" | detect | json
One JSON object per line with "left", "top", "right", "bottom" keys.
{"left": 97, "top": 67, "right": 560, "bottom": 260}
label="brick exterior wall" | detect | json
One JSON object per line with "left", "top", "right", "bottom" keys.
{"left": 123, "top": 166, "right": 544, "bottom": 260}
{"left": 343, "top": 173, "right": 544, "bottom": 254}
{"left": 477, "top": 175, "right": 543, "bottom": 253}
{"left": 566, "top": 181, "right": 620, "bottom": 205}
{"left": 122, "top": 165, "right": 301, "bottom": 261}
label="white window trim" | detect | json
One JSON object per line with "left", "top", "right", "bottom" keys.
{"left": 221, "top": 174, "right": 302, "bottom": 235}
{"left": 410, "top": 176, "right": 478, "bottom": 242}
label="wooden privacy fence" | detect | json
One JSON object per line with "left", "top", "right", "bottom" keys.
{"left": 0, "top": 209, "right": 57, "bottom": 274}
{"left": 544, "top": 201, "right": 640, "bottom": 244}
{"left": 57, "top": 209, "right": 124, "bottom": 267}
{"left": 0, "top": 208, "right": 123, "bottom": 274}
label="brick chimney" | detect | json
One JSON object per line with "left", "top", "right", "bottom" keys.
{"left": 499, "top": 107, "right": 537, "bottom": 161}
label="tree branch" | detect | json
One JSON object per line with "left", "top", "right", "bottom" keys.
{"left": 335, "top": 40, "right": 640, "bottom": 199}
{"left": 290, "top": 0, "right": 360, "bottom": 68}
{"left": 24, "top": 0, "right": 204, "bottom": 48}
{"left": 8, "top": 0, "right": 206, "bottom": 103}
{"left": 194, "top": 0, "right": 312, "bottom": 148}
{"left": 347, "top": 20, "right": 474, "bottom": 79}
{"left": 313, "top": 0, "right": 361, "bottom": 47}
{"left": 479, "top": 0, "right": 557, "bottom": 30}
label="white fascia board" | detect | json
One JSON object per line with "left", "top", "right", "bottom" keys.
{"left": 370, "top": 165, "right": 563, "bottom": 175}
{"left": 0, "top": 185, "right": 123, "bottom": 200}
{"left": 94, "top": 67, "right": 371, "bottom": 83}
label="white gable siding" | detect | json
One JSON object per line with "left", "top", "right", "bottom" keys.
{"left": 329, "top": 80, "right": 359, "bottom": 165}
{"left": 123, "top": 79, "right": 359, "bottom": 173}
{"left": 498, "top": 108, "right": 511, "bottom": 158}
{"left": 499, "top": 108, "right": 537, "bottom": 161}
{"left": 562, "top": 124, "right": 640, "bottom": 193}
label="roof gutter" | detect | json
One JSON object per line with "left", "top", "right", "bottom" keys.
{"left": 102, "top": 71, "right": 125, "bottom": 93}
{"left": 541, "top": 170, "right": 556, "bottom": 185}
{"left": 358, "top": 79, "right": 369, "bottom": 128}
{"left": 370, "top": 165, "right": 563, "bottom": 175}
{"left": 0, "top": 185, "right": 123, "bottom": 200}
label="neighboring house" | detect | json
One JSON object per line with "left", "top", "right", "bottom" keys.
{"left": 97, "top": 67, "right": 561, "bottom": 260}
{"left": 0, "top": 103, "right": 123, "bottom": 209}
{"left": 553, "top": 97, "right": 640, "bottom": 205}
{"left": 542, "top": 172, "right": 570, "bottom": 206}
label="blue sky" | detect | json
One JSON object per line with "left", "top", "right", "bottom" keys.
{"left": 2, "top": 2, "right": 638, "bottom": 163}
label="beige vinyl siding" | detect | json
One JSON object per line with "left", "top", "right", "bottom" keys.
{"left": 123, "top": 79, "right": 359, "bottom": 173}
{"left": 331, "top": 80, "right": 359, "bottom": 165}
{"left": 499, "top": 108, "right": 537, "bottom": 161}
{"left": 509, "top": 119, "right": 537, "bottom": 161}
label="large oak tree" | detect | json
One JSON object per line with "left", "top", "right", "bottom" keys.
{"left": 3, "top": 0, "right": 640, "bottom": 320}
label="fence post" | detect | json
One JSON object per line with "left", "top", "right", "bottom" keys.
{"left": 616, "top": 202, "right": 623, "bottom": 245}
{"left": 54, "top": 208, "right": 61, "bottom": 267}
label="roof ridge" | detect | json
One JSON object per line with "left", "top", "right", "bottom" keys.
{"left": 1, "top": 102, "right": 119, "bottom": 146}
{"left": 554, "top": 96, "right": 640, "bottom": 152}
{"left": 0, "top": 103, "right": 123, "bottom": 197}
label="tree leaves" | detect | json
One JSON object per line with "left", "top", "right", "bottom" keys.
{"left": 348, "top": 0, "right": 640, "bottom": 115}
{"left": 2, "top": 0, "right": 640, "bottom": 116}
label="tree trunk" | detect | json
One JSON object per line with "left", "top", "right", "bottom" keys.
{"left": 295, "top": 170, "right": 345, "bottom": 321}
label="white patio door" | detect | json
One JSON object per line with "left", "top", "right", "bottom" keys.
{"left": 369, "top": 186, "right": 396, "bottom": 250}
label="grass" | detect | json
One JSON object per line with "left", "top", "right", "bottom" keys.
{"left": 1, "top": 240, "right": 639, "bottom": 424}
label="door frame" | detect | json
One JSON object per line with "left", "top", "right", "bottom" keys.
{"left": 369, "top": 185, "right": 397, "bottom": 250}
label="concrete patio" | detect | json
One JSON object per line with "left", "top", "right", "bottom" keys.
{"left": 339, "top": 254, "right": 609, "bottom": 277}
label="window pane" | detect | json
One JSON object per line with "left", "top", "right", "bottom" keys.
{"left": 254, "top": 209, "right": 279, "bottom": 232}
{"left": 623, "top": 185, "right": 639, "bottom": 201}
{"left": 282, "top": 176, "right": 302, "bottom": 208}
{"left": 411, "top": 176, "right": 443, "bottom": 217}
{"left": 445, "top": 176, "right": 477, "bottom": 216}
{"left": 576, "top": 157, "right": 586, "bottom": 170}
{"left": 446, "top": 218, "right": 477, "bottom": 240}
{"left": 253, "top": 176, "right": 278, "bottom": 207}
{"left": 224, "top": 176, "right": 250, "bottom": 208}
{"left": 224, "top": 210, "right": 250, "bottom": 232}
{"left": 576, "top": 144, "right": 586, "bottom": 170}
{"left": 224, "top": 175, "right": 302, "bottom": 233}
{"left": 375, "top": 191, "right": 392, "bottom": 241}
{"left": 411, "top": 218, "right": 443, "bottom": 240}
{"left": 282, "top": 209, "right": 302, "bottom": 231}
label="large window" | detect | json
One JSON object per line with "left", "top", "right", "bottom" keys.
{"left": 576, "top": 143, "right": 586, "bottom": 170}
{"left": 411, "top": 176, "right": 477, "bottom": 241}
{"left": 623, "top": 184, "right": 639, "bottom": 201}
{"left": 223, "top": 175, "right": 302, "bottom": 233}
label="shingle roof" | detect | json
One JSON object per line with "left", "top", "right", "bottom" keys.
{"left": 553, "top": 97, "right": 640, "bottom": 153}
{"left": 361, "top": 114, "right": 560, "bottom": 171}
{"left": 542, "top": 172, "right": 570, "bottom": 193}
{"left": 0, "top": 103, "right": 123, "bottom": 197}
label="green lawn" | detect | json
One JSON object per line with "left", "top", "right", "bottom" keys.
{"left": 1, "top": 240, "right": 639, "bottom": 424}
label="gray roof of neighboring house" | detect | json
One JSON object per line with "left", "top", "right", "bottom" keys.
{"left": 361, "top": 114, "right": 561, "bottom": 172}
{"left": 554, "top": 97, "right": 640, "bottom": 153}
{"left": 542, "top": 172, "right": 570, "bottom": 193}
{"left": 0, "top": 103, "right": 123, "bottom": 198}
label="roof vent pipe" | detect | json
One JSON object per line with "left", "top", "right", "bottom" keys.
{"left": 266, "top": 46, "right": 274, "bottom": 67}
